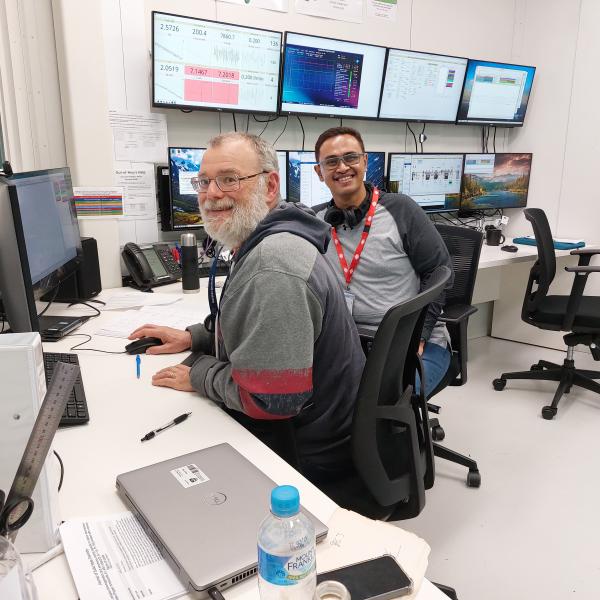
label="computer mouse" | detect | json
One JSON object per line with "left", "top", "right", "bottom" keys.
{"left": 125, "top": 337, "right": 164, "bottom": 355}
{"left": 501, "top": 245, "right": 519, "bottom": 253}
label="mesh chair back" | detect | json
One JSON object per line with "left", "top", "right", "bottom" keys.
{"left": 435, "top": 224, "right": 483, "bottom": 306}
{"left": 522, "top": 208, "right": 556, "bottom": 318}
{"left": 352, "top": 265, "right": 451, "bottom": 510}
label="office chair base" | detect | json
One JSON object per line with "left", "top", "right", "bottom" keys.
{"left": 494, "top": 355, "right": 600, "bottom": 419}
{"left": 433, "top": 443, "right": 481, "bottom": 487}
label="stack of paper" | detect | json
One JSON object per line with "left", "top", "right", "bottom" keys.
{"left": 103, "top": 290, "right": 183, "bottom": 311}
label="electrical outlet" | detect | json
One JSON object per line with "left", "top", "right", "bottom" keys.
{"left": 500, "top": 215, "right": 509, "bottom": 225}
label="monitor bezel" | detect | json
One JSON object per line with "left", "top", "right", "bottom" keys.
{"left": 377, "top": 47, "right": 469, "bottom": 125}
{"left": 455, "top": 58, "right": 536, "bottom": 128}
{"left": 386, "top": 152, "right": 465, "bottom": 213}
{"left": 151, "top": 11, "right": 283, "bottom": 116}
{"left": 278, "top": 31, "right": 387, "bottom": 121}
{"left": 460, "top": 152, "right": 533, "bottom": 210}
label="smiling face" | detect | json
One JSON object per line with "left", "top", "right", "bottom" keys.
{"left": 198, "top": 138, "right": 279, "bottom": 249}
{"left": 314, "top": 134, "right": 368, "bottom": 209}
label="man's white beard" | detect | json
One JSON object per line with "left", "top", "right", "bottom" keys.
{"left": 200, "top": 180, "right": 270, "bottom": 250}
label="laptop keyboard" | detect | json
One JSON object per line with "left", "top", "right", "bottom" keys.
{"left": 43, "top": 352, "right": 89, "bottom": 427}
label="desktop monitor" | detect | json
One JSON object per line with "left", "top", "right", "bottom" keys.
{"left": 279, "top": 32, "right": 386, "bottom": 119}
{"left": 287, "top": 151, "right": 385, "bottom": 208}
{"left": 378, "top": 49, "right": 467, "bottom": 123}
{"left": 457, "top": 60, "right": 536, "bottom": 126}
{"left": 167, "top": 147, "right": 288, "bottom": 230}
{"left": 461, "top": 153, "right": 532, "bottom": 210}
{"left": 0, "top": 168, "right": 82, "bottom": 332}
{"left": 387, "top": 153, "right": 464, "bottom": 212}
{"left": 152, "top": 12, "right": 282, "bottom": 114}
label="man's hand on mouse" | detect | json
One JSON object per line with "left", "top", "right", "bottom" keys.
{"left": 128, "top": 325, "right": 192, "bottom": 355}
{"left": 152, "top": 364, "right": 194, "bottom": 391}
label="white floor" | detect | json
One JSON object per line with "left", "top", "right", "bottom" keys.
{"left": 402, "top": 336, "right": 600, "bottom": 600}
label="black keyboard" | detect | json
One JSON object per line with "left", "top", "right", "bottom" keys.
{"left": 43, "top": 352, "right": 89, "bottom": 427}
{"left": 198, "top": 260, "right": 230, "bottom": 279}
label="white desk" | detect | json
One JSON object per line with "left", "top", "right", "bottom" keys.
{"left": 28, "top": 285, "right": 446, "bottom": 600}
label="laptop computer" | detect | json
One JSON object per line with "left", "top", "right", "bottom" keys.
{"left": 39, "top": 315, "right": 90, "bottom": 341}
{"left": 116, "top": 443, "right": 328, "bottom": 597}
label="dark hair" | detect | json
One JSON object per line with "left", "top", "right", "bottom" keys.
{"left": 314, "top": 127, "right": 365, "bottom": 161}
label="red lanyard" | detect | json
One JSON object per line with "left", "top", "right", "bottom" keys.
{"left": 331, "top": 188, "right": 380, "bottom": 286}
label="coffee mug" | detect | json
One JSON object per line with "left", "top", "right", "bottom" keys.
{"left": 486, "top": 228, "right": 505, "bottom": 246}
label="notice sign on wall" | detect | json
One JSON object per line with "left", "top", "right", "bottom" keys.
{"left": 73, "top": 187, "right": 124, "bottom": 218}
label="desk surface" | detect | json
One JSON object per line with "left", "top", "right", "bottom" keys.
{"left": 28, "top": 285, "right": 445, "bottom": 600}
{"left": 478, "top": 242, "right": 573, "bottom": 269}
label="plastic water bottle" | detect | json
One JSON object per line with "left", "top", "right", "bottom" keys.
{"left": 257, "top": 485, "right": 316, "bottom": 600}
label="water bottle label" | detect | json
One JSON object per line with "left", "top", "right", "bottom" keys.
{"left": 257, "top": 546, "right": 315, "bottom": 586}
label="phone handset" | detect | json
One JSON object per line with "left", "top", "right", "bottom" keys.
{"left": 122, "top": 242, "right": 154, "bottom": 288}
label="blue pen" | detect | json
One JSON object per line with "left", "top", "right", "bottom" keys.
{"left": 136, "top": 355, "right": 141, "bottom": 379}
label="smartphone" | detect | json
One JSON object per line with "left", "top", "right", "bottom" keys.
{"left": 316, "top": 555, "right": 413, "bottom": 600}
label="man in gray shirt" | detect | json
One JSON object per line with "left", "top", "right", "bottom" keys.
{"left": 312, "top": 126, "right": 453, "bottom": 396}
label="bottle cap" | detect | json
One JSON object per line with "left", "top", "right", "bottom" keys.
{"left": 270, "top": 485, "right": 299, "bottom": 517}
{"left": 181, "top": 233, "right": 196, "bottom": 247}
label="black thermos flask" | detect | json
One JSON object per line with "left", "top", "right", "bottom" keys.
{"left": 180, "top": 233, "right": 199, "bottom": 293}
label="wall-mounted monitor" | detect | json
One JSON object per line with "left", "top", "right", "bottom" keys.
{"left": 167, "top": 147, "right": 288, "bottom": 230}
{"left": 461, "top": 153, "right": 532, "bottom": 210}
{"left": 152, "top": 12, "right": 282, "bottom": 114}
{"left": 379, "top": 49, "right": 467, "bottom": 123}
{"left": 387, "top": 153, "right": 463, "bottom": 212}
{"left": 287, "top": 151, "right": 385, "bottom": 207}
{"left": 280, "top": 32, "right": 386, "bottom": 119}
{"left": 457, "top": 60, "right": 535, "bottom": 126}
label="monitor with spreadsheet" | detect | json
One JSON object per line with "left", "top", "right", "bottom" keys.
{"left": 152, "top": 12, "right": 282, "bottom": 114}
{"left": 280, "top": 32, "right": 386, "bottom": 119}
{"left": 287, "top": 151, "right": 385, "bottom": 207}
{"left": 387, "top": 153, "right": 463, "bottom": 212}
{"left": 457, "top": 60, "right": 536, "bottom": 126}
{"left": 461, "top": 153, "right": 532, "bottom": 210}
{"left": 379, "top": 49, "right": 467, "bottom": 123}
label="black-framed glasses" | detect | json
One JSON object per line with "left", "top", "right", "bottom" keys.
{"left": 191, "top": 170, "right": 269, "bottom": 193}
{"left": 319, "top": 152, "right": 366, "bottom": 170}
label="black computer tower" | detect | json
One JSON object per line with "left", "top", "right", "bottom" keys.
{"left": 156, "top": 165, "right": 172, "bottom": 231}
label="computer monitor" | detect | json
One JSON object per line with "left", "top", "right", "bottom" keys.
{"left": 461, "top": 153, "right": 532, "bottom": 210}
{"left": 280, "top": 32, "right": 386, "bottom": 119}
{"left": 152, "top": 12, "right": 282, "bottom": 114}
{"left": 379, "top": 49, "right": 467, "bottom": 123}
{"left": 167, "top": 147, "right": 288, "bottom": 230}
{"left": 457, "top": 60, "right": 536, "bottom": 126}
{"left": 387, "top": 153, "right": 463, "bottom": 212}
{"left": 287, "top": 151, "right": 385, "bottom": 208}
{"left": 0, "top": 168, "right": 82, "bottom": 332}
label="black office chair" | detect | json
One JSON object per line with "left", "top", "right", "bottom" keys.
{"left": 427, "top": 224, "right": 484, "bottom": 488}
{"left": 493, "top": 208, "right": 600, "bottom": 419}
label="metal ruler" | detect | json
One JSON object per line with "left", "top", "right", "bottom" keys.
{"left": 2, "top": 361, "right": 79, "bottom": 540}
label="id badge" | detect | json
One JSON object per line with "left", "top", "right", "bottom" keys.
{"left": 343, "top": 289, "right": 355, "bottom": 315}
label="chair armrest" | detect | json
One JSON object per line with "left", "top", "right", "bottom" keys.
{"left": 564, "top": 265, "right": 600, "bottom": 273}
{"left": 357, "top": 326, "right": 375, "bottom": 340}
{"left": 570, "top": 248, "right": 600, "bottom": 256}
{"left": 438, "top": 303, "right": 478, "bottom": 325}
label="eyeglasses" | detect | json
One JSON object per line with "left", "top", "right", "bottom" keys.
{"left": 191, "top": 171, "right": 269, "bottom": 193}
{"left": 318, "top": 152, "right": 366, "bottom": 170}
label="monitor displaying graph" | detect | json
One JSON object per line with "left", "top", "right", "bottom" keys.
{"left": 280, "top": 32, "right": 386, "bottom": 119}
{"left": 457, "top": 60, "right": 536, "bottom": 126}
{"left": 287, "top": 151, "right": 385, "bottom": 207}
{"left": 379, "top": 49, "right": 467, "bottom": 122}
{"left": 387, "top": 153, "right": 463, "bottom": 212}
{"left": 152, "top": 12, "right": 282, "bottom": 114}
{"left": 461, "top": 153, "right": 532, "bottom": 210}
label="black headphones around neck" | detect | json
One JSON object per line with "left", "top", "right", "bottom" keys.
{"left": 323, "top": 186, "right": 373, "bottom": 229}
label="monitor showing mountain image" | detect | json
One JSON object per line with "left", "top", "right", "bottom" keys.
{"left": 461, "top": 153, "right": 532, "bottom": 210}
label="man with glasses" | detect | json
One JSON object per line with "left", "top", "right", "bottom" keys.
{"left": 313, "top": 126, "right": 453, "bottom": 396}
{"left": 129, "top": 132, "right": 365, "bottom": 482}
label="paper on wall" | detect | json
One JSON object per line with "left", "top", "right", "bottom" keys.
{"left": 295, "top": 0, "right": 363, "bottom": 23}
{"left": 367, "top": 0, "right": 397, "bottom": 21}
{"left": 74, "top": 187, "right": 124, "bottom": 218}
{"left": 109, "top": 111, "right": 168, "bottom": 164}
{"left": 218, "top": 0, "right": 289, "bottom": 11}
{"left": 114, "top": 163, "right": 157, "bottom": 219}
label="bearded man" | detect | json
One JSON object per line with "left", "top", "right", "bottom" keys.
{"left": 128, "top": 132, "right": 365, "bottom": 480}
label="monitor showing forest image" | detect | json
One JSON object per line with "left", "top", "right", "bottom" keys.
{"left": 461, "top": 153, "right": 532, "bottom": 210}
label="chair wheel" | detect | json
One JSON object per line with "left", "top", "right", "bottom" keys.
{"left": 493, "top": 378, "right": 506, "bottom": 391}
{"left": 531, "top": 363, "right": 543, "bottom": 371}
{"left": 467, "top": 470, "right": 481, "bottom": 488}
{"left": 432, "top": 425, "right": 445, "bottom": 441}
{"left": 542, "top": 406, "right": 557, "bottom": 420}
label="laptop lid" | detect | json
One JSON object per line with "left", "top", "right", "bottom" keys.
{"left": 116, "top": 443, "right": 328, "bottom": 594}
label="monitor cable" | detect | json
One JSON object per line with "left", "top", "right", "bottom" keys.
{"left": 38, "top": 284, "right": 60, "bottom": 318}
{"left": 419, "top": 123, "right": 427, "bottom": 153}
{"left": 273, "top": 114, "right": 289, "bottom": 146}
{"left": 493, "top": 126, "right": 497, "bottom": 153}
{"left": 407, "top": 122, "right": 418, "bottom": 153}
{"left": 297, "top": 116, "right": 305, "bottom": 151}
{"left": 232, "top": 112, "right": 237, "bottom": 132}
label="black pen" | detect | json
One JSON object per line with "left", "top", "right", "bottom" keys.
{"left": 140, "top": 412, "right": 192, "bottom": 442}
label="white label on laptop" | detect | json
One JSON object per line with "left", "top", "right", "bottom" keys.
{"left": 170, "top": 464, "right": 209, "bottom": 488}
